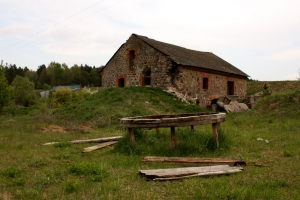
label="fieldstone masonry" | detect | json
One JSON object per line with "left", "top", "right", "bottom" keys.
{"left": 101, "top": 34, "right": 247, "bottom": 108}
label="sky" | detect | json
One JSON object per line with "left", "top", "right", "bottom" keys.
{"left": 1, "top": 0, "right": 300, "bottom": 81}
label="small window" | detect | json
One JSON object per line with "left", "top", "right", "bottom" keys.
{"left": 227, "top": 81, "right": 234, "bottom": 95}
{"left": 203, "top": 77, "right": 208, "bottom": 90}
{"left": 144, "top": 70, "right": 151, "bottom": 85}
{"left": 118, "top": 78, "right": 125, "bottom": 87}
{"left": 129, "top": 50, "right": 135, "bottom": 61}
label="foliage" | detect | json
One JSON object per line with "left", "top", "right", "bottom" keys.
{"left": 262, "top": 83, "right": 272, "bottom": 96}
{"left": 0, "top": 65, "right": 10, "bottom": 114}
{"left": 50, "top": 87, "right": 72, "bottom": 108}
{"left": 43, "top": 83, "right": 51, "bottom": 90}
{"left": 3, "top": 62, "right": 103, "bottom": 89}
{"left": 65, "top": 180, "right": 80, "bottom": 194}
{"left": 10, "top": 75, "right": 36, "bottom": 106}
{"left": 2, "top": 167, "right": 23, "bottom": 178}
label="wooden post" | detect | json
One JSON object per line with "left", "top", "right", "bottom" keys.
{"left": 171, "top": 127, "right": 176, "bottom": 150}
{"left": 128, "top": 128, "right": 135, "bottom": 147}
{"left": 156, "top": 128, "right": 160, "bottom": 136}
{"left": 191, "top": 125, "right": 194, "bottom": 131}
{"left": 212, "top": 123, "right": 219, "bottom": 148}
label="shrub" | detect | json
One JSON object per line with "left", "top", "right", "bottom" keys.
{"left": 2, "top": 167, "right": 23, "bottom": 178}
{"left": 65, "top": 180, "right": 80, "bottom": 194}
{"left": 51, "top": 87, "right": 72, "bottom": 108}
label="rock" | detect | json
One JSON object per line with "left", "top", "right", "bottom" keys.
{"left": 223, "top": 100, "right": 249, "bottom": 113}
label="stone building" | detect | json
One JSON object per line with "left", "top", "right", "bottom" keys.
{"left": 101, "top": 34, "right": 248, "bottom": 108}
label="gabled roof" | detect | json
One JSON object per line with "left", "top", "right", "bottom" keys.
{"left": 133, "top": 34, "right": 248, "bottom": 77}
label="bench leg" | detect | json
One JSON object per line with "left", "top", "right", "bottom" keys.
{"left": 128, "top": 128, "right": 135, "bottom": 147}
{"left": 156, "top": 128, "right": 160, "bottom": 136}
{"left": 171, "top": 127, "right": 176, "bottom": 150}
{"left": 212, "top": 123, "right": 219, "bottom": 148}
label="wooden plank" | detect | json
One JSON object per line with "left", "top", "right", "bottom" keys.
{"left": 119, "top": 113, "right": 226, "bottom": 128}
{"left": 83, "top": 141, "right": 117, "bottom": 152}
{"left": 142, "top": 156, "right": 246, "bottom": 166}
{"left": 139, "top": 165, "right": 243, "bottom": 179}
{"left": 153, "top": 167, "right": 243, "bottom": 181}
{"left": 71, "top": 136, "right": 122, "bottom": 144}
{"left": 43, "top": 136, "right": 123, "bottom": 146}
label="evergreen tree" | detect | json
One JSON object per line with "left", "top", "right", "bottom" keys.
{"left": 0, "top": 65, "right": 10, "bottom": 114}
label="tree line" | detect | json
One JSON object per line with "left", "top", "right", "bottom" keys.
{"left": 3, "top": 61, "right": 103, "bottom": 89}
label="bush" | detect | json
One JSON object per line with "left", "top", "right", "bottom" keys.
{"left": 51, "top": 87, "right": 72, "bottom": 108}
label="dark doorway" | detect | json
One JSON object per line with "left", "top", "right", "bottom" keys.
{"left": 144, "top": 70, "right": 151, "bottom": 86}
{"left": 118, "top": 78, "right": 125, "bottom": 87}
{"left": 227, "top": 81, "right": 234, "bottom": 95}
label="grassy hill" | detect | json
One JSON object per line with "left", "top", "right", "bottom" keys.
{"left": 52, "top": 86, "right": 206, "bottom": 128}
{"left": 247, "top": 80, "right": 300, "bottom": 95}
{"left": 0, "top": 86, "right": 299, "bottom": 199}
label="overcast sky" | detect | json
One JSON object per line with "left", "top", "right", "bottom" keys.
{"left": 1, "top": 0, "right": 300, "bottom": 81}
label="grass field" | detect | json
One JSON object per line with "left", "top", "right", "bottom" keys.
{"left": 0, "top": 84, "right": 299, "bottom": 199}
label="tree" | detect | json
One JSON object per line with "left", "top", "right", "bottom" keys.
{"left": 36, "top": 64, "right": 47, "bottom": 89}
{"left": 0, "top": 65, "right": 10, "bottom": 114}
{"left": 10, "top": 75, "right": 35, "bottom": 106}
{"left": 25, "top": 70, "right": 37, "bottom": 88}
{"left": 90, "top": 67, "right": 102, "bottom": 86}
{"left": 47, "top": 62, "right": 64, "bottom": 86}
{"left": 62, "top": 63, "right": 73, "bottom": 85}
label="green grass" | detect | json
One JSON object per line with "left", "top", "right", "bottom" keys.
{"left": 0, "top": 86, "right": 300, "bottom": 199}
{"left": 247, "top": 80, "right": 300, "bottom": 95}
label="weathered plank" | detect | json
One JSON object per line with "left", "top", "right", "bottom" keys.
{"left": 83, "top": 141, "right": 117, "bottom": 152}
{"left": 43, "top": 136, "right": 122, "bottom": 146}
{"left": 153, "top": 167, "right": 243, "bottom": 181}
{"left": 142, "top": 156, "right": 246, "bottom": 166}
{"left": 119, "top": 113, "right": 226, "bottom": 128}
{"left": 139, "top": 165, "right": 243, "bottom": 180}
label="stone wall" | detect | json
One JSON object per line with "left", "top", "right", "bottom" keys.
{"left": 101, "top": 35, "right": 174, "bottom": 89}
{"left": 173, "top": 66, "right": 247, "bottom": 107}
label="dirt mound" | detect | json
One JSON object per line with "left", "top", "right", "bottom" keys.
{"left": 41, "top": 125, "right": 66, "bottom": 133}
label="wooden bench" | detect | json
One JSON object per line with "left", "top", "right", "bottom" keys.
{"left": 119, "top": 113, "right": 226, "bottom": 150}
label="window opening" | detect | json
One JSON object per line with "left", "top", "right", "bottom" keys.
{"left": 129, "top": 50, "right": 135, "bottom": 61}
{"left": 203, "top": 77, "right": 208, "bottom": 90}
{"left": 227, "top": 81, "right": 234, "bottom": 95}
{"left": 118, "top": 78, "right": 125, "bottom": 87}
{"left": 144, "top": 70, "right": 151, "bottom": 85}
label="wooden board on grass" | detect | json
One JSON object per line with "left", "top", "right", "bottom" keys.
{"left": 142, "top": 156, "right": 246, "bottom": 166}
{"left": 83, "top": 141, "right": 117, "bottom": 152}
{"left": 139, "top": 165, "right": 243, "bottom": 181}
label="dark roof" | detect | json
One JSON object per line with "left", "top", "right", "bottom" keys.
{"left": 133, "top": 34, "right": 248, "bottom": 77}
